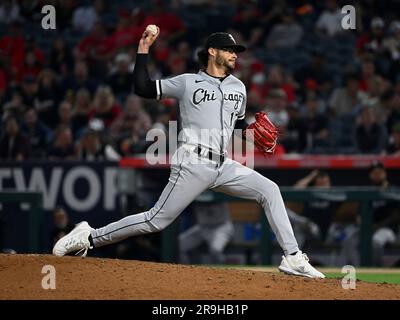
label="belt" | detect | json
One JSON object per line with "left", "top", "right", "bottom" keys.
{"left": 193, "top": 145, "right": 226, "bottom": 164}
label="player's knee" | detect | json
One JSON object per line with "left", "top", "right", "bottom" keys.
{"left": 269, "top": 181, "right": 280, "bottom": 194}
{"left": 258, "top": 180, "right": 280, "bottom": 202}
{"left": 150, "top": 216, "right": 174, "bottom": 232}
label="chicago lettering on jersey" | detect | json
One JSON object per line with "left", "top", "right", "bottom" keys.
{"left": 193, "top": 88, "right": 243, "bottom": 106}
{"left": 223, "top": 92, "right": 243, "bottom": 103}
{"left": 193, "top": 88, "right": 217, "bottom": 104}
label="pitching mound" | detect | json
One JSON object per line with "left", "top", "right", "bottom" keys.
{"left": 0, "top": 254, "right": 399, "bottom": 300}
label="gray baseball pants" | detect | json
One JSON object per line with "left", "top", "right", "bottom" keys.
{"left": 91, "top": 145, "right": 299, "bottom": 255}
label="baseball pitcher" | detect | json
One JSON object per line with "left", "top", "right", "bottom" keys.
{"left": 53, "top": 26, "right": 325, "bottom": 278}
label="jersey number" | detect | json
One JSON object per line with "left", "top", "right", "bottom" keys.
{"left": 230, "top": 112, "right": 238, "bottom": 127}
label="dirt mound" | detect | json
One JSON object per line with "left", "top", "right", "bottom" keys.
{"left": 0, "top": 254, "right": 399, "bottom": 300}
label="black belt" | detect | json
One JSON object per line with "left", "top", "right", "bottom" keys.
{"left": 194, "top": 145, "right": 226, "bottom": 164}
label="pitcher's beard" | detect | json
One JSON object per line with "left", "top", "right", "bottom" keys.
{"left": 216, "top": 55, "right": 234, "bottom": 73}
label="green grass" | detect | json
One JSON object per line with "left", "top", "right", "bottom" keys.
{"left": 325, "top": 272, "right": 400, "bottom": 284}
{"left": 214, "top": 265, "right": 400, "bottom": 285}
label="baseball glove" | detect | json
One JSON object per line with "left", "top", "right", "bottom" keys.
{"left": 244, "top": 111, "right": 278, "bottom": 155}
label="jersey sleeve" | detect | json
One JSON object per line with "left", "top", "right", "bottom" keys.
{"left": 237, "top": 90, "right": 246, "bottom": 120}
{"left": 157, "top": 74, "right": 187, "bottom": 100}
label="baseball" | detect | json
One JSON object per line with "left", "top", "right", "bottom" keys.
{"left": 146, "top": 24, "right": 158, "bottom": 36}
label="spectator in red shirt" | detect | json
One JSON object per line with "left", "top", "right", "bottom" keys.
{"left": 15, "top": 49, "right": 43, "bottom": 83}
{"left": 76, "top": 21, "right": 116, "bottom": 77}
{"left": 77, "top": 21, "right": 115, "bottom": 60}
{"left": 141, "top": 0, "right": 186, "bottom": 42}
{"left": 231, "top": 3, "right": 264, "bottom": 48}
{"left": 152, "top": 36, "right": 171, "bottom": 70}
{"left": 89, "top": 86, "right": 122, "bottom": 128}
{"left": 251, "top": 65, "right": 296, "bottom": 104}
{"left": 234, "top": 48, "right": 264, "bottom": 88}
{"left": 0, "top": 22, "right": 25, "bottom": 80}
{"left": 0, "top": 68, "right": 6, "bottom": 101}
{"left": 1, "top": 29, "right": 45, "bottom": 85}
{"left": 356, "top": 17, "right": 386, "bottom": 58}
{"left": 111, "top": 8, "right": 142, "bottom": 50}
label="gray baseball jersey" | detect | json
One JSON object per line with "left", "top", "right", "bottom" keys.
{"left": 155, "top": 70, "right": 246, "bottom": 154}
{"left": 91, "top": 69, "right": 299, "bottom": 256}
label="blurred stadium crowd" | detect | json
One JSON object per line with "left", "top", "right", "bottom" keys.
{"left": 0, "top": 0, "right": 400, "bottom": 160}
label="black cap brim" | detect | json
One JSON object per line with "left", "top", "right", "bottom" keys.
{"left": 211, "top": 44, "right": 246, "bottom": 53}
{"left": 232, "top": 44, "right": 246, "bottom": 53}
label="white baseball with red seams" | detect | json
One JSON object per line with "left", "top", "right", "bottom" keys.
{"left": 145, "top": 24, "right": 158, "bottom": 35}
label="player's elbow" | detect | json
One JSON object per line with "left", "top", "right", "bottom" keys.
{"left": 134, "top": 80, "right": 157, "bottom": 99}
